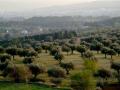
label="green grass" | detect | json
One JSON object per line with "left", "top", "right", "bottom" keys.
{"left": 0, "top": 83, "right": 68, "bottom": 90}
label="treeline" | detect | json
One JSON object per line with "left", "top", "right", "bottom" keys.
{"left": 0, "top": 30, "right": 77, "bottom": 47}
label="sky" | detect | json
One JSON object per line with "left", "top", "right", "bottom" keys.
{"left": 0, "top": 0, "right": 96, "bottom": 12}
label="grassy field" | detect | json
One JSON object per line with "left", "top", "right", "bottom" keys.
{"left": 1, "top": 50, "right": 120, "bottom": 89}
{"left": 0, "top": 83, "right": 69, "bottom": 90}
{"left": 15, "top": 50, "right": 120, "bottom": 80}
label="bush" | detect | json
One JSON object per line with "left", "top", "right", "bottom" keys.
{"left": 3, "top": 65, "right": 32, "bottom": 82}
{"left": 23, "top": 57, "right": 34, "bottom": 64}
{"left": 60, "top": 62, "right": 74, "bottom": 74}
{"left": 51, "top": 78, "right": 62, "bottom": 86}
{"left": 47, "top": 67, "right": 66, "bottom": 78}
{"left": 71, "top": 70, "right": 96, "bottom": 90}
{"left": 0, "top": 54, "right": 11, "bottom": 63}
{"left": 50, "top": 47, "right": 59, "bottom": 56}
{"left": 34, "top": 47, "right": 42, "bottom": 53}
{"left": 83, "top": 51, "right": 94, "bottom": 60}
{"left": 29, "top": 64, "right": 46, "bottom": 79}
{"left": 0, "top": 62, "right": 8, "bottom": 71}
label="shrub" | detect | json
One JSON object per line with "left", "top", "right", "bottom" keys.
{"left": 77, "top": 45, "right": 86, "bottom": 57}
{"left": 6, "top": 47, "right": 18, "bottom": 60}
{"left": 3, "top": 65, "right": 32, "bottom": 82}
{"left": 60, "top": 62, "right": 74, "bottom": 74}
{"left": 0, "top": 62, "right": 8, "bottom": 71}
{"left": 71, "top": 70, "right": 96, "bottom": 90}
{"left": 23, "top": 57, "right": 34, "bottom": 64}
{"left": 0, "top": 54, "right": 11, "bottom": 63}
{"left": 50, "top": 47, "right": 59, "bottom": 56}
{"left": 47, "top": 67, "right": 66, "bottom": 78}
{"left": 51, "top": 78, "right": 62, "bottom": 86}
{"left": 54, "top": 53, "right": 64, "bottom": 64}
{"left": 29, "top": 64, "right": 46, "bottom": 79}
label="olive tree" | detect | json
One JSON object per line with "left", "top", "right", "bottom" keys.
{"left": 47, "top": 67, "right": 66, "bottom": 78}
{"left": 60, "top": 62, "right": 74, "bottom": 74}
{"left": 28, "top": 64, "right": 46, "bottom": 80}
{"left": 54, "top": 53, "right": 64, "bottom": 64}
{"left": 101, "top": 47, "right": 110, "bottom": 59}
{"left": 23, "top": 57, "right": 34, "bottom": 64}
{"left": 6, "top": 47, "right": 18, "bottom": 60}
{"left": 69, "top": 45, "right": 76, "bottom": 54}
{"left": 77, "top": 45, "right": 86, "bottom": 57}
{"left": 62, "top": 45, "right": 71, "bottom": 55}
{"left": 107, "top": 49, "right": 116, "bottom": 59}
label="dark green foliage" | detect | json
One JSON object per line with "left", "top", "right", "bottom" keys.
{"left": 90, "top": 42, "right": 103, "bottom": 53}
{"left": 110, "top": 43, "right": 119, "bottom": 49}
{"left": 102, "top": 39, "right": 111, "bottom": 47}
{"left": 60, "top": 62, "right": 74, "bottom": 74}
{"left": 51, "top": 78, "right": 62, "bottom": 86}
{"left": 2, "top": 66, "right": 14, "bottom": 77}
{"left": 62, "top": 45, "right": 71, "bottom": 55}
{"left": 27, "top": 51, "right": 38, "bottom": 57}
{"left": 94, "top": 69, "right": 111, "bottom": 80}
{"left": 101, "top": 47, "right": 110, "bottom": 58}
{"left": 54, "top": 53, "right": 64, "bottom": 64}
{"left": 50, "top": 47, "right": 59, "bottom": 56}
{"left": 29, "top": 64, "right": 46, "bottom": 79}
{"left": 41, "top": 44, "right": 50, "bottom": 53}
{"left": 77, "top": 45, "right": 86, "bottom": 57}
{"left": 83, "top": 51, "right": 94, "bottom": 60}
{"left": 69, "top": 45, "right": 76, "bottom": 54}
{"left": 6, "top": 47, "right": 18, "bottom": 59}
{"left": 0, "top": 47, "right": 5, "bottom": 53}
{"left": 17, "top": 49, "right": 29, "bottom": 57}
{"left": 0, "top": 62, "right": 8, "bottom": 71}
{"left": 114, "top": 47, "right": 120, "bottom": 56}
{"left": 111, "top": 63, "right": 120, "bottom": 74}
{"left": 23, "top": 57, "right": 34, "bottom": 64}
{"left": 47, "top": 67, "right": 66, "bottom": 78}
{"left": 107, "top": 49, "right": 116, "bottom": 59}
{"left": 2, "top": 65, "right": 32, "bottom": 82}
{"left": 34, "top": 47, "right": 42, "bottom": 53}
{"left": 0, "top": 54, "right": 11, "bottom": 63}
{"left": 71, "top": 70, "right": 96, "bottom": 90}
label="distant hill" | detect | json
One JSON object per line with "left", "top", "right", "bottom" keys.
{"left": 85, "top": 17, "right": 120, "bottom": 27}
{"left": 16, "top": 0, "right": 120, "bottom": 17}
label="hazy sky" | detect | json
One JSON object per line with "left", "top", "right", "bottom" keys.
{"left": 0, "top": 0, "right": 96, "bottom": 12}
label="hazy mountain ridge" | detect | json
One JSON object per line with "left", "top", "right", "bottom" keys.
{"left": 0, "top": 0, "right": 120, "bottom": 18}
{"left": 17, "top": 0, "right": 120, "bottom": 17}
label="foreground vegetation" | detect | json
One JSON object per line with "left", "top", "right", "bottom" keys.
{"left": 0, "top": 83, "right": 69, "bottom": 90}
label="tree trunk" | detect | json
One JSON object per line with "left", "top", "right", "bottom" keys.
{"left": 111, "top": 55, "right": 113, "bottom": 59}
{"left": 97, "top": 50, "right": 99, "bottom": 54}
{"left": 66, "top": 69, "right": 69, "bottom": 75}
{"left": 81, "top": 53, "right": 83, "bottom": 57}
{"left": 67, "top": 52, "right": 68, "bottom": 56}
{"left": 13, "top": 55, "right": 15, "bottom": 60}
{"left": 45, "top": 49, "right": 47, "bottom": 53}
{"left": 71, "top": 50, "right": 73, "bottom": 54}
{"left": 59, "top": 60, "right": 62, "bottom": 64}
{"left": 34, "top": 74, "right": 37, "bottom": 80}
{"left": 105, "top": 54, "right": 107, "bottom": 59}
{"left": 117, "top": 70, "right": 120, "bottom": 75}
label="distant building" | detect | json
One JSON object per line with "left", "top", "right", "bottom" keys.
{"left": 21, "top": 30, "right": 28, "bottom": 34}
